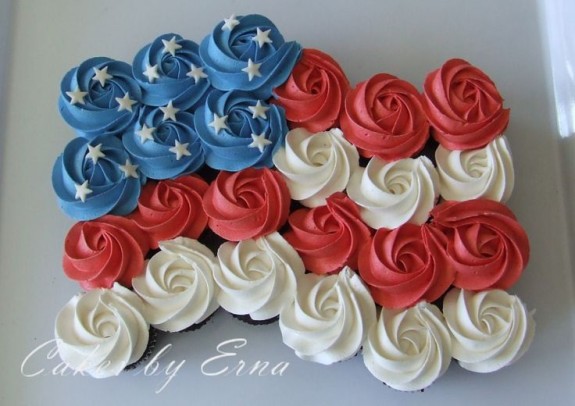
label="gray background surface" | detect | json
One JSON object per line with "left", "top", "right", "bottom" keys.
{"left": 1, "top": 0, "right": 574, "bottom": 405}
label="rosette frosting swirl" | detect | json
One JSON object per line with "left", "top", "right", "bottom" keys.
{"left": 215, "top": 232, "right": 305, "bottom": 320}
{"left": 436, "top": 135, "right": 514, "bottom": 202}
{"left": 429, "top": 199, "right": 529, "bottom": 290}
{"left": 272, "top": 48, "right": 350, "bottom": 132}
{"left": 199, "top": 14, "right": 302, "bottom": 98}
{"left": 272, "top": 127, "right": 360, "bottom": 207}
{"left": 362, "top": 302, "right": 452, "bottom": 392}
{"left": 59, "top": 57, "right": 142, "bottom": 138}
{"left": 52, "top": 135, "right": 145, "bottom": 220}
{"left": 346, "top": 156, "right": 439, "bottom": 229}
{"left": 55, "top": 283, "right": 150, "bottom": 378}
{"left": 129, "top": 175, "right": 209, "bottom": 249}
{"left": 195, "top": 90, "right": 288, "bottom": 171}
{"left": 132, "top": 238, "right": 220, "bottom": 332}
{"left": 122, "top": 106, "right": 205, "bottom": 179}
{"left": 423, "top": 58, "right": 510, "bottom": 150}
{"left": 132, "top": 33, "right": 212, "bottom": 110}
{"left": 443, "top": 288, "right": 535, "bottom": 373}
{"left": 284, "top": 192, "right": 371, "bottom": 274}
{"left": 279, "top": 267, "right": 376, "bottom": 365}
{"left": 203, "top": 168, "right": 291, "bottom": 241}
{"left": 358, "top": 224, "right": 453, "bottom": 309}
{"left": 63, "top": 215, "right": 149, "bottom": 290}
{"left": 340, "top": 73, "right": 430, "bottom": 161}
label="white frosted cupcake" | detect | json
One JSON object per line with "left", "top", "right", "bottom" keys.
{"left": 215, "top": 232, "right": 305, "bottom": 324}
{"left": 346, "top": 156, "right": 439, "bottom": 229}
{"left": 435, "top": 135, "right": 514, "bottom": 202}
{"left": 442, "top": 287, "right": 535, "bottom": 373}
{"left": 55, "top": 283, "right": 151, "bottom": 378}
{"left": 362, "top": 302, "right": 452, "bottom": 392}
{"left": 279, "top": 267, "right": 376, "bottom": 365}
{"left": 272, "top": 127, "right": 360, "bottom": 207}
{"left": 132, "top": 237, "right": 220, "bottom": 333}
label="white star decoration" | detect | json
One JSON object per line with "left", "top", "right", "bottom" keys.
{"left": 169, "top": 140, "right": 191, "bottom": 160}
{"left": 74, "top": 180, "right": 93, "bottom": 202}
{"left": 143, "top": 64, "right": 160, "bottom": 82}
{"left": 115, "top": 92, "right": 137, "bottom": 112}
{"left": 248, "top": 132, "right": 272, "bottom": 153}
{"left": 92, "top": 66, "right": 113, "bottom": 87}
{"left": 66, "top": 88, "right": 88, "bottom": 105}
{"left": 162, "top": 36, "right": 182, "bottom": 57}
{"left": 209, "top": 113, "right": 229, "bottom": 134}
{"left": 249, "top": 100, "right": 270, "bottom": 119}
{"left": 242, "top": 59, "right": 262, "bottom": 81}
{"left": 252, "top": 27, "right": 273, "bottom": 48}
{"left": 159, "top": 101, "right": 179, "bottom": 121}
{"left": 86, "top": 143, "right": 106, "bottom": 164}
{"left": 137, "top": 124, "right": 155, "bottom": 143}
{"left": 186, "top": 64, "right": 208, "bottom": 84}
{"left": 119, "top": 159, "right": 139, "bottom": 178}
{"left": 222, "top": 14, "right": 240, "bottom": 31}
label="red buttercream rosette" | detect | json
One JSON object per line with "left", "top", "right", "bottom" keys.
{"left": 422, "top": 58, "right": 510, "bottom": 150}
{"left": 129, "top": 175, "right": 209, "bottom": 249}
{"left": 63, "top": 215, "right": 150, "bottom": 290}
{"left": 340, "top": 73, "right": 430, "bottom": 161}
{"left": 284, "top": 192, "right": 372, "bottom": 274}
{"left": 358, "top": 223, "right": 454, "bottom": 309}
{"left": 272, "top": 48, "right": 350, "bottom": 132}
{"left": 429, "top": 199, "right": 529, "bottom": 291}
{"left": 202, "top": 167, "right": 290, "bottom": 241}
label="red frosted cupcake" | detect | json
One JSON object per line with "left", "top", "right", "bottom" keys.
{"left": 129, "top": 175, "right": 209, "bottom": 249}
{"left": 203, "top": 167, "right": 291, "bottom": 241}
{"left": 340, "top": 73, "right": 430, "bottom": 161}
{"left": 272, "top": 48, "right": 350, "bottom": 132}
{"left": 284, "top": 192, "right": 372, "bottom": 274}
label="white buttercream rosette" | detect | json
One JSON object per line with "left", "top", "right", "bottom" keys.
{"left": 362, "top": 302, "right": 452, "bottom": 391}
{"left": 347, "top": 156, "right": 439, "bottom": 229}
{"left": 214, "top": 232, "right": 305, "bottom": 321}
{"left": 272, "top": 127, "right": 359, "bottom": 207}
{"left": 55, "top": 283, "right": 150, "bottom": 378}
{"left": 279, "top": 267, "right": 376, "bottom": 365}
{"left": 132, "top": 237, "right": 219, "bottom": 332}
{"left": 442, "top": 287, "right": 535, "bottom": 373}
{"left": 435, "top": 135, "right": 514, "bottom": 202}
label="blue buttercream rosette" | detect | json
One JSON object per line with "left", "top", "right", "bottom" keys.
{"left": 58, "top": 57, "right": 142, "bottom": 139}
{"left": 132, "top": 33, "right": 212, "bottom": 111}
{"left": 195, "top": 90, "right": 288, "bottom": 171}
{"left": 122, "top": 106, "right": 205, "bottom": 179}
{"left": 199, "top": 14, "right": 302, "bottom": 98}
{"left": 52, "top": 135, "right": 145, "bottom": 220}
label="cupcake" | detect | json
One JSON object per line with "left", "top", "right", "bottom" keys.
{"left": 214, "top": 232, "right": 304, "bottom": 325}
{"left": 362, "top": 302, "right": 452, "bottom": 392}
{"left": 279, "top": 267, "right": 376, "bottom": 364}
{"left": 54, "top": 283, "right": 151, "bottom": 378}
{"left": 132, "top": 237, "right": 219, "bottom": 333}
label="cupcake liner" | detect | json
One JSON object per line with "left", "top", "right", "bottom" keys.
{"left": 178, "top": 311, "right": 217, "bottom": 333}
{"left": 125, "top": 326, "right": 159, "bottom": 371}
{"left": 232, "top": 313, "right": 279, "bottom": 326}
